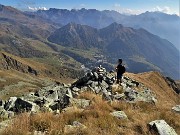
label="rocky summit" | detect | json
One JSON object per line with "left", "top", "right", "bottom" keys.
{"left": 0, "top": 66, "right": 157, "bottom": 115}
{"left": 0, "top": 66, "right": 179, "bottom": 135}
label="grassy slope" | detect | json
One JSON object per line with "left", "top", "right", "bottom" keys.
{"left": 0, "top": 51, "right": 80, "bottom": 100}
{"left": 0, "top": 70, "right": 52, "bottom": 100}
{"left": 1, "top": 72, "right": 180, "bottom": 135}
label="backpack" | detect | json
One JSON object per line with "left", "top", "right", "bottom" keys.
{"left": 117, "top": 64, "right": 126, "bottom": 74}
{"left": 121, "top": 65, "right": 126, "bottom": 74}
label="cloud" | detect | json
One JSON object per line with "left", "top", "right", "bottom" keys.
{"left": 122, "top": 8, "right": 142, "bottom": 15}
{"left": 153, "top": 6, "right": 171, "bottom": 14}
{"left": 28, "top": 6, "right": 37, "bottom": 11}
{"left": 28, "top": 6, "right": 48, "bottom": 11}
{"left": 153, "top": 6, "right": 178, "bottom": 15}
{"left": 113, "top": 3, "right": 141, "bottom": 15}
{"left": 113, "top": 4, "right": 178, "bottom": 15}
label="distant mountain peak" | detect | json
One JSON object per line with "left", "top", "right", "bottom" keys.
{"left": 0, "top": 4, "right": 22, "bottom": 15}
{"left": 102, "top": 22, "right": 124, "bottom": 33}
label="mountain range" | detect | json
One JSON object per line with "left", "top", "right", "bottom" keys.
{"left": 34, "top": 8, "right": 180, "bottom": 50}
{"left": 48, "top": 22, "right": 179, "bottom": 79}
{"left": 0, "top": 4, "right": 179, "bottom": 80}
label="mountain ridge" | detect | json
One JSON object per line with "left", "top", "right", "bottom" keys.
{"left": 33, "top": 7, "right": 180, "bottom": 50}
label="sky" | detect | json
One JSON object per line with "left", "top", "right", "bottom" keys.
{"left": 0, "top": 0, "right": 179, "bottom": 15}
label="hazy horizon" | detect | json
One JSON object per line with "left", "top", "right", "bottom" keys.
{"left": 0, "top": 0, "right": 179, "bottom": 15}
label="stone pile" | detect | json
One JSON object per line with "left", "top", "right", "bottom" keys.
{"left": 71, "top": 66, "right": 157, "bottom": 103}
{"left": 0, "top": 66, "right": 157, "bottom": 118}
{"left": 0, "top": 84, "right": 71, "bottom": 118}
{"left": 71, "top": 65, "right": 115, "bottom": 100}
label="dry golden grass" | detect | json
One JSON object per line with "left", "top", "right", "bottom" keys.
{"left": 2, "top": 93, "right": 180, "bottom": 135}
{"left": 0, "top": 70, "right": 48, "bottom": 100}
{"left": 1, "top": 93, "right": 126, "bottom": 135}
{"left": 1, "top": 71, "right": 180, "bottom": 135}
{"left": 2, "top": 113, "right": 30, "bottom": 135}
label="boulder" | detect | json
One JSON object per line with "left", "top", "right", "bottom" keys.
{"left": 72, "top": 72, "right": 92, "bottom": 87}
{"left": 172, "top": 105, "right": 180, "bottom": 113}
{"left": 110, "top": 111, "right": 128, "bottom": 119}
{"left": 49, "top": 97, "right": 69, "bottom": 111}
{"left": 4, "top": 97, "right": 39, "bottom": 113}
{"left": 149, "top": 120, "right": 177, "bottom": 135}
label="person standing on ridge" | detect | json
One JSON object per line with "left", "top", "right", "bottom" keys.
{"left": 116, "top": 59, "right": 126, "bottom": 84}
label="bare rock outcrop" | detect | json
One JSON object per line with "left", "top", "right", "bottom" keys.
{"left": 1, "top": 53, "right": 38, "bottom": 75}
